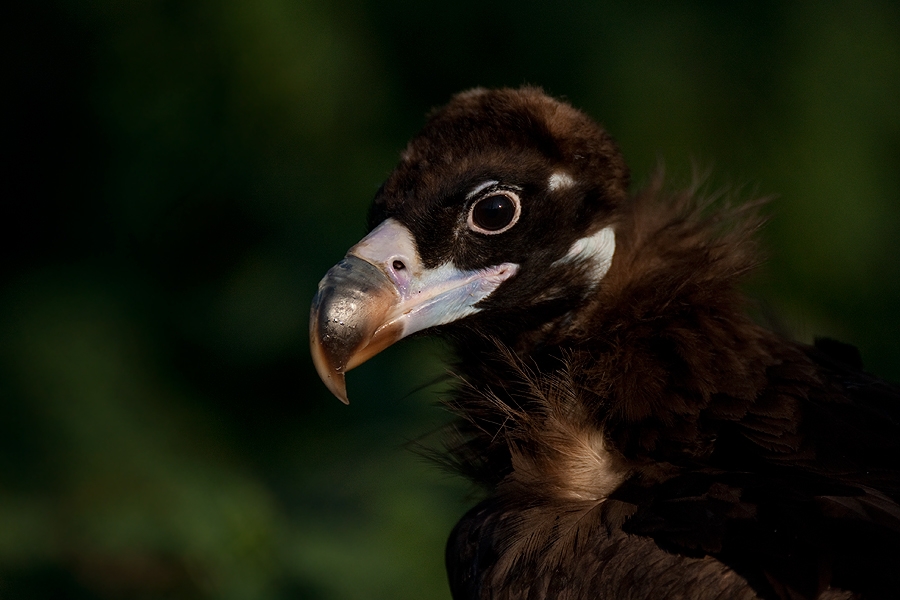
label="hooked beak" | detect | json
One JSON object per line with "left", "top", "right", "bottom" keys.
{"left": 310, "top": 218, "right": 517, "bottom": 403}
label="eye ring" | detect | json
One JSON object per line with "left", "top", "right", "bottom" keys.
{"left": 467, "top": 190, "right": 522, "bottom": 235}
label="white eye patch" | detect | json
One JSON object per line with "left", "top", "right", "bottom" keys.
{"left": 548, "top": 172, "right": 576, "bottom": 192}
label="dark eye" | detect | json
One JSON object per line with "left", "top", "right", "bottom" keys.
{"left": 467, "top": 191, "right": 521, "bottom": 234}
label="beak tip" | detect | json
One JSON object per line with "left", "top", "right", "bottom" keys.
{"left": 325, "top": 380, "right": 351, "bottom": 404}
{"left": 310, "top": 335, "right": 350, "bottom": 404}
{"left": 332, "top": 376, "right": 350, "bottom": 405}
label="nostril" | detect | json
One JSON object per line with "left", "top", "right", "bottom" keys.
{"left": 386, "top": 258, "right": 411, "bottom": 292}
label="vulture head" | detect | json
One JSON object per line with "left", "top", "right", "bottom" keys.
{"left": 309, "top": 87, "right": 900, "bottom": 599}
{"left": 312, "top": 87, "right": 639, "bottom": 402}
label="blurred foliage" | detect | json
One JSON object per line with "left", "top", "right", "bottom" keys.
{"left": 2, "top": 1, "right": 899, "bottom": 598}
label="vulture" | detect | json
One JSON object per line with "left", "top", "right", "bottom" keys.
{"left": 309, "top": 87, "right": 900, "bottom": 599}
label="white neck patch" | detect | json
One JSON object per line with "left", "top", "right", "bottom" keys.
{"left": 552, "top": 226, "right": 616, "bottom": 286}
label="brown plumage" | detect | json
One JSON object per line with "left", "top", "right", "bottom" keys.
{"left": 310, "top": 87, "right": 900, "bottom": 599}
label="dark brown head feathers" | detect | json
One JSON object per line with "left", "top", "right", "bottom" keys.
{"left": 372, "top": 87, "right": 629, "bottom": 231}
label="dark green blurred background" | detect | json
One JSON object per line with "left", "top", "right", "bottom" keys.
{"left": 3, "top": 1, "right": 899, "bottom": 598}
